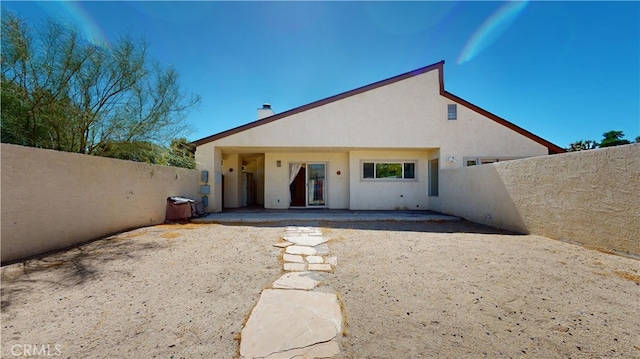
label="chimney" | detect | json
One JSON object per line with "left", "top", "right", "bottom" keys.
{"left": 257, "top": 103, "right": 274, "bottom": 120}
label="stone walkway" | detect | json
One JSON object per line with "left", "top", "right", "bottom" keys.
{"left": 240, "top": 226, "right": 342, "bottom": 359}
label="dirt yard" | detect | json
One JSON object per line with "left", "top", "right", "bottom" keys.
{"left": 2, "top": 221, "right": 638, "bottom": 358}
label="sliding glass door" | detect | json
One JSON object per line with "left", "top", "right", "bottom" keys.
{"left": 306, "top": 163, "right": 326, "bottom": 207}
{"left": 289, "top": 163, "right": 326, "bottom": 207}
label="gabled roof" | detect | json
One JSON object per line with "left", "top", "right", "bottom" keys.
{"left": 193, "top": 60, "right": 565, "bottom": 154}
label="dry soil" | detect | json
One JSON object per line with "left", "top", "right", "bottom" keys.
{"left": 1, "top": 221, "right": 638, "bottom": 358}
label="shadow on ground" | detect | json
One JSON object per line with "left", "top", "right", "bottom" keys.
{"left": 0, "top": 219, "right": 515, "bottom": 314}
{"left": 215, "top": 219, "right": 518, "bottom": 235}
{"left": 1, "top": 233, "right": 166, "bottom": 312}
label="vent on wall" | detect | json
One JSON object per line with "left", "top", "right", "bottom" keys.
{"left": 448, "top": 104, "right": 457, "bottom": 120}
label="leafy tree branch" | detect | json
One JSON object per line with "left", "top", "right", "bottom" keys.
{"left": 1, "top": 11, "right": 200, "bottom": 168}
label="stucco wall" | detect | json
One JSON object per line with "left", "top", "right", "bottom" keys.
{"left": 263, "top": 152, "right": 349, "bottom": 209}
{"left": 206, "top": 69, "right": 547, "bottom": 158}
{"left": 349, "top": 150, "right": 433, "bottom": 210}
{"left": 223, "top": 153, "right": 242, "bottom": 208}
{"left": 1, "top": 144, "right": 199, "bottom": 263}
{"left": 255, "top": 156, "right": 265, "bottom": 206}
{"left": 195, "top": 144, "right": 221, "bottom": 212}
{"left": 440, "top": 144, "right": 640, "bottom": 256}
{"left": 195, "top": 65, "right": 550, "bottom": 212}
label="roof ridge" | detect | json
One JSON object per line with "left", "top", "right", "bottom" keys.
{"left": 193, "top": 60, "right": 445, "bottom": 146}
{"left": 193, "top": 60, "right": 564, "bottom": 154}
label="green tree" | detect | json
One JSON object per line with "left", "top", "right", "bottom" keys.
{"left": 567, "top": 139, "right": 599, "bottom": 151}
{"left": 165, "top": 137, "right": 196, "bottom": 169}
{"left": 599, "top": 130, "right": 631, "bottom": 148}
{"left": 1, "top": 12, "right": 199, "bottom": 165}
{"left": 96, "top": 140, "right": 165, "bottom": 163}
{"left": 635, "top": 135, "right": 640, "bottom": 143}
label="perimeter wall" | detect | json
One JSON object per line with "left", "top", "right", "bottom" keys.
{"left": 3, "top": 143, "right": 638, "bottom": 263}
{"left": 1, "top": 144, "right": 199, "bottom": 263}
{"left": 440, "top": 144, "right": 640, "bottom": 257}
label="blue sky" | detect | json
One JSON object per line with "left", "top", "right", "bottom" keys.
{"left": 3, "top": 1, "right": 639, "bottom": 148}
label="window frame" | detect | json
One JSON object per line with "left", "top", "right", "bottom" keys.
{"left": 466, "top": 159, "right": 479, "bottom": 167}
{"left": 361, "top": 160, "right": 418, "bottom": 181}
{"left": 428, "top": 159, "right": 439, "bottom": 197}
{"left": 463, "top": 156, "right": 525, "bottom": 166}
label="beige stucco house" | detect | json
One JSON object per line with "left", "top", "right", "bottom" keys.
{"left": 193, "top": 60, "right": 563, "bottom": 213}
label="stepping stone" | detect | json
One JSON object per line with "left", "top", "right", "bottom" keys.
{"left": 326, "top": 256, "right": 338, "bottom": 266}
{"left": 306, "top": 255, "right": 324, "bottom": 264}
{"left": 283, "top": 233, "right": 304, "bottom": 237}
{"left": 308, "top": 233, "right": 324, "bottom": 237}
{"left": 286, "top": 245, "right": 317, "bottom": 256}
{"left": 264, "top": 338, "right": 340, "bottom": 358}
{"left": 308, "top": 263, "right": 332, "bottom": 271}
{"left": 284, "top": 235, "right": 327, "bottom": 247}
{"left": 240, "top": 289, "right": 342, "bottom": 359}
{"left": 272, "top": 241, "right": 293, "bottom": 248}
{"left": 283, "top": 254, "right": 304, "bottom": 263}
{"left": 313, "top": 244, "right": 330, "bottom": 256}
{"left": 283, "top": 263, "right": 306, "bottom": 271}
{"left": 272, "top": 272, "right": 324, "bottom": 290}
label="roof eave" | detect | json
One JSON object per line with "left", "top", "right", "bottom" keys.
{"left": 193, "top": 61, "right": 446, "bottom": 146}
{"left": 442, "top": 91, "right": 565, "bottom": 154}
{"left": 193, "top": 60, "right": 565, "bottom": 155}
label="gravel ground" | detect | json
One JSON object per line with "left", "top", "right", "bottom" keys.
{"left": 2, "top": 221, "right": 638, "bottom": 358}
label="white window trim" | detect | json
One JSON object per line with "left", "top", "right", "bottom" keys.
{"left": 360, "top": 160, "right": 418, "bottom": 181}
{"left": 463, "top": 156, "right": 527, "bottom": 166}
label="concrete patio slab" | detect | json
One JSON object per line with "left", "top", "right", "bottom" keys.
{"left": 192, "top": 209, "right": 460, "bottom": 224}
{"left": 240, "top": 289, "right": 342, "bottom": 359}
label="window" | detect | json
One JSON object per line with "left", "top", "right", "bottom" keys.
{"left": 403, "top": 163, "right": 415, "bottom": 179}
{"left": 362, "top": 161, "right": 416, "bottom": 180}
{"left": 363, "top": 162, "right": 374, "bottom": 178}
{"left": 464, "top": 157, "right": 520, "bottom": 166}
{"left": 447, "top": 104, "right": 457, "bottom": 120}
{"left": 376, "top": 163, "right": 402, "bottom": 178}
{"left": 428, "top": 159, "right": 439, "bottom": 196}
